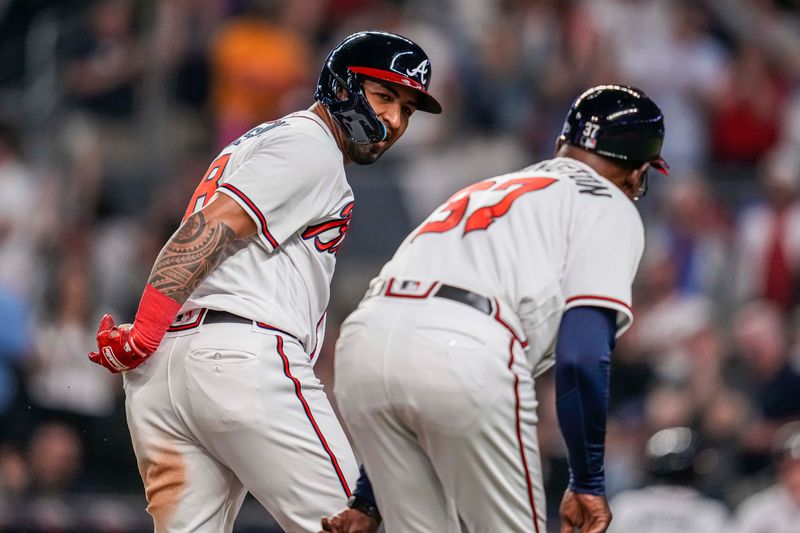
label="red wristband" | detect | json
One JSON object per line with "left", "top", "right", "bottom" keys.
{"left": 131, "top": 284, "right": 182, "bottom": 353}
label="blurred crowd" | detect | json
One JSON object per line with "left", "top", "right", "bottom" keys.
{"left": 1, "top": 0, "right": 800, "bottom": 531}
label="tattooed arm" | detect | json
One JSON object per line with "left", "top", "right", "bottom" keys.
{"left": 149, "top": 194, "right": 257, "bottom": 305}
{"left": 89, "top": 194, "right": 257, "bottom": 372}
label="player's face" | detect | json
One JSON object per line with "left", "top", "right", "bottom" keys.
{"left": 345, "top": 78, "right": 418, "bottom": 165}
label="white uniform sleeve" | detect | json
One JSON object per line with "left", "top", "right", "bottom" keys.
{"left": 563, "top": 200, "right": 644, "bottom": 336}
{"left": 217, "top": 133, "right": 340, "bottom": 252}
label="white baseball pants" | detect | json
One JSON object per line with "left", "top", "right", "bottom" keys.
{"left": 123, "top": 320, "right": 357, "bottom": 532}
{"left": 334, "top": 296, "right": 546, "bottom": 533}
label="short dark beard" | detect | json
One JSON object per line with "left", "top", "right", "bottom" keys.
{"left": 344, "top": 138, "right": 384, "bottom": 165}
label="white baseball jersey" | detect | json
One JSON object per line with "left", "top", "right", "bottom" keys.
{"left": 379, "top": 156, "right": 644, "bottom": 372}
{"left": 609, "top": 485, "right": 730, "bottom": 533}
{"left": 180, "top": 111, "right": 353, "bottom": 355}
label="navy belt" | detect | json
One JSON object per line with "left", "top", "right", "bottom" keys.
{"left": 376, "top": 278, "right": 493, "bottom": 316}
{"left": 433, "top": 284, "right": 492, "bottom": 315}
{"left": 170, "top": 309, "right": 305, "bottom": 349}
{"left": 203, "top": 310, "right": 252, "bottom": 325}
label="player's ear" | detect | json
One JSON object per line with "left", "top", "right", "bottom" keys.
{"left": 627, "top": 162, "right": 651, "bottom": 199}
{"left": 624, "top": 162, "right": 645, "bottom": 184}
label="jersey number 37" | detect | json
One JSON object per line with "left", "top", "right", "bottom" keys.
{"left": 414, "top": 176, "right": 556, "bottom": 239}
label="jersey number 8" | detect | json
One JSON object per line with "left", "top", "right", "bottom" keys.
{"left": 182, "top": 154, "right": 232, "bottom": 222}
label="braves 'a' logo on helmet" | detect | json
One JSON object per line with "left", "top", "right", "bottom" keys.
{"left": 302, "top": 202, "right": 354, "bottom": 254}
{"left": 390, "top": 51, "right": 430, "bottom": 85}
{"left": 405, "top": 59, "right": 429, "bottom": 84}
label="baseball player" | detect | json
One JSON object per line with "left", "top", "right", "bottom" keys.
{"left": 87, "top": 31, "right": 441, "bottom": 532}
{"left": 321, "top": 85, "right": 668, "bottom": 533}
{"left": 608, "top": 427, "right": 730, "bottom": 533}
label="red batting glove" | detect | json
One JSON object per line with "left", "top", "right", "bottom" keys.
{"left": 88, "top": 314, "right": 152, "bottom": 373}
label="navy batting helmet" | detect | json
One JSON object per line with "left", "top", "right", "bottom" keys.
{"left": 559, "top": 85, "right": 668, "bottom": 174}
{"left": 315, "top": 31, "right": 442, "bottom": 145}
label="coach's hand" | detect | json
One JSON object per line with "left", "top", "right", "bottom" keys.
{"left": 559, "top": 489, "right": 612, "bottom": 533}
{"left": 320, "top": 508, "right": 379, "bottom": 533}
{"left": 88, "top": 314, "right": 151, "bottom": 373}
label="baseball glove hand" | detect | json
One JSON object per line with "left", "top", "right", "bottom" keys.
{"left": 88, "top": 314, "right": 151, "bottom": 373}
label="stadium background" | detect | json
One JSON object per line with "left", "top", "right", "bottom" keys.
{"left": 0, "top": 0, "right": 799, "bottom": 531}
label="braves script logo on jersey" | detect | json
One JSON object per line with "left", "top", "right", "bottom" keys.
{"left": 302, "top": 201, "right": 354, "bottom": 254}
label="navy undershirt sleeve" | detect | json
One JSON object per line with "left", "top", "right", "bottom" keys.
{"left": 352, "top": 464, "right": 377, "bottom": 505}
{"left": 555, "top": 306, "right": 617, "bottom": 495}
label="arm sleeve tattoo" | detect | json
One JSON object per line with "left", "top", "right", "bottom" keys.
{"left": 147, "top": 211, "right": 237, "bottom": 303}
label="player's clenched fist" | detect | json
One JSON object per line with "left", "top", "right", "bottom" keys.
{"left": 319, "top": 509, "right": 379, "bottom": 533}
{"left": 88, "top": 314, "right": 151, "bottom": 373}
{"left": 560, "top": 489, "right": 612, "bottom": 533}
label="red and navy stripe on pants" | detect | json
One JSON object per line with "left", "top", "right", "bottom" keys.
{"left": 275, "top": 335, "right": 351, "bottom": 497}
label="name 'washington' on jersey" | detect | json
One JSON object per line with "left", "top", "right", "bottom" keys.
{"left": 378, "top": 157, "right": 644, "bottom": 371}
{"left": 180, "top": 111, "right": 353, "bottom": 357}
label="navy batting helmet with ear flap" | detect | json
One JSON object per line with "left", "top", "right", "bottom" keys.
{"left": 315, "top": 31, "right": 442, "bottom": 145}
{"left": 559, "top": 84, "right": 669, "bottom": 174}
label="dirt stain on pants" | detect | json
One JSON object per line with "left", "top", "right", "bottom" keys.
{"left": 140, "top": 446, "right": 186, "bottom": 530}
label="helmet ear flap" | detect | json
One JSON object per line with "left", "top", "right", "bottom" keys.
{"left": 324, "top": 69, "right": 387, "bottom": 144}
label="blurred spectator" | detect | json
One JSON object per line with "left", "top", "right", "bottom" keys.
{"left": 710, "top": 40, "right": 787, "bottom": 167}
{"left": 733, "top": 300, "right": 800, "bottom": 421}
{"left": 0, "top": 121, "right": 45, "bottom": 299}
{"left": 464, "top": 8, "right": 531, "bottom": 133}
{"left": 589, "top": 0, "right": 727, "bottom": 174}
{"left": 731, "top": 420, "right": 800, "bottom": 533}
{"left": 0, "top": 286, "right": 33, "bottom": 436}
{"left": 644, "top": 385, "right": 696, "bottom": 432}
{"left": 20, "top": 422, "right": 85, "bottom": 531}
{"left": 529, "top": 1, "right": 617, "bottom": 159}
{"left": 697, "top": 386, "right": 753, "bottom": 500}
{"left": 629, "top": 249, "right": 716, "bottom": 381}
{"left": 646, "top": 177, "right": 731, "bottom": 301}
{"left": 27, "top": 422, "right": 84, "bottom": 497}
{"left": 64, "top": 0, "right": 142, "bottom": 119}
{"left": 609, "top": 427, "right": 730, "bottom": 533}
{"left": 61, "top": 0, "right": 147, "bottom": 220}
{"left": 90, "top": 217, "right": 151, "bottom": 318}
{"left": 0, "top": 444, "right": 29, "bottom": 526}
{"left": 734, "top": 148, "right": 800, "bottom": 311}
{"left": 681, "top": 323, "right": 729, "bottom": 409}
{"left": 732, "top": 300, "right": 800, "bottom": 471}
{"left": 608, "top": 325, "right": 655, "bottom": 421}
{"left": 210, "top": 0, "right": 313, "bottom": 147}
{"left": 155, "top": 0, "right": 224, "bottom": 109}
{"left": 31, "top": 253, "right": 117, "bottom": 418}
